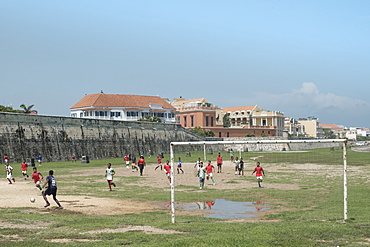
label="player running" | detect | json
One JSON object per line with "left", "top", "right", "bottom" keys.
{"left": 238, "top": 158, "right": 244, "bottom": 176}
{"left": 21, "top": 160, "right": 29, "bottom": 180}
{"left": 155, "top": 155, "right": 163, "bottom": 170}
{"left": 234, "top": 157, "right": 240, "bottom": 175}
{"left": 138, "top": 155, "right": 146, "bottom": 176}
{"left": 5, "top": 163, "right": 15, "bottom": 184}
{"left": 197, "top": 162, "right": 206, "bottom": 189}
{"left": 177, "top": 157, "right": 184, "bottom": 174}
{"left": 205, "top": 160, "right": 216, "bottom": 185}
{"left": 163, "top": 160, "right": 171, "bottom": 184}
{"left": 105, "top": 163, "right": 116, "bottom": 191}
{"left": 216, "top": 153, "right": 223, "bottom": 173}
{"left": 42, "top": 170, "right": 63, "bottom": 209}
{"left": 124, "top": 154, "right": 130, "bottom": 169}
{"left": 252, "top": 162, "right": 265, "bottom": 188}
{"left": 131, "top": 154, "right": 138, "bottom": 172}
{"left": 31, "top": 167, "right": 43, "bottom": 190}
{"left": 194, "top": 158, "right": 202, "bottom": 176}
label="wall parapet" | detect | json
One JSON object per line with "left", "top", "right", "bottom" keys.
{"left": 0, "top": 112, "right": 203, "bottom": 163}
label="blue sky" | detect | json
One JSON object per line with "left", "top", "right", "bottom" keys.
{"left": 1, "top": 1, "right": 369, "bottom": 128}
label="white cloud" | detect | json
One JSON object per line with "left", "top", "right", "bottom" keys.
{"left": 257, "top": 82, "right": 370, "bottom": 110}
{"left": 227, "top": 82, "right": 370, "bottom": 127}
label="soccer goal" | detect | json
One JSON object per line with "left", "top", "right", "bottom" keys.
{"left": 169, "top": 139, "right": 348, "bottom": 224}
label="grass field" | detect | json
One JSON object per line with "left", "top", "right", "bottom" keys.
{"left": 1, "top": 147, "right": 370, "bottom": 246}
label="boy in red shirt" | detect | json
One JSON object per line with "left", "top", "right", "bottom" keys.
{"left": 155, "top": 155, "right": 163, "bottom": 170}
{"left": 124, "top": 155, "right": 130, "bottom": 169}
{"left": 205, "top": 160, "right": 216, "bottom": 185}
{"left": 138, "top": 155, "right": 145, "bottom": 176}
{"left": 252, "top": 162, "right": 265, "bottom": 188}
{"left": 216, "top": 153, "right": 223, "bottom": 173}
{"left": 31, "top": 167, "right": 43, "bottom": 190}
{"left": 163, "top": 160, "right": 171, "bottom": 184}
{"left": 21, "top": 160, "right": 29, "bottom": 180}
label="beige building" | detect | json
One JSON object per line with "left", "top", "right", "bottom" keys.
{"left": 298, "top": 118, "right": 325, "bottom": 138}
{"left": 172, "top": 97, "right": 285, "bottom": 137}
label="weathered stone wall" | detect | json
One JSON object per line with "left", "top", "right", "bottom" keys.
{"left": 223, "top": 137, "right": 343, "bottom": 152}
{"left": 0, "top": 113, "right": 204, "bottom": 163}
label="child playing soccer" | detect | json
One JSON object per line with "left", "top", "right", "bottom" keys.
{"left": 105, "top": 163, "right": 116, "bottom": 191}
{"left": 5, "top": 163, "right": 15, "bottom": 184}
{"left": 31, "top": 167, "right": 43, "bottom": 190}
{"left": 197, "top": 162, "right": 206, "bottom": 189}
{"left": 163, "top": 160, "right": 171, "bottom": 184}
{"left": 21, "top": 160, "right": 29, "bottom": 180}
{"left": 124, "top": 154, "right": 130, "bottom": 169}
{"left": 216, "top": 153, "right": 223, "bottom": 173}
{"left": 238, "top": 158, "right": 244, "bottom": 176}
{"left": 234, "top": 157, "right": 240, "bottom": 175}
{"left": 155, "top": 155, "right": 163, "bottom": 170}
{"left": 131, "top": 154, "right": 138, "bottom": 172}
{"left": 42, "top": 170, "right": 63, "bottom": 209}
{"left": 252, "top": 162, "right": 265, "bottom": 187}
{"left": 205, "top": 160, "right": 216, "bottom": 185}
{"left": 177, "top": 157, "right": 184, "bottom": 174}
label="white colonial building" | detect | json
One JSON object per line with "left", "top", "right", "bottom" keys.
{"left": 70, "top": 93, "right": 176, "bottom": 123}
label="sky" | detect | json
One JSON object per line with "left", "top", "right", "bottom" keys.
{"left": 1, "top": 1, "right": 370, "bottom": 128}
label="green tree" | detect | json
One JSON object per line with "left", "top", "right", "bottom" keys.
{"left": 0, "top": 105, "right": 23, "bottom": 113}
{"left": 223, "top": 113, "right": 230, "bottom": 127}
{"left": 245, "top": 133, "right": 256, "bottom": 137}
{"left": 261, "top": 133, "right": 268, "bottom": 137}
{"left": 190, "top": 127, "right": 215, "bottom": 137}
{"left": 19, "top": 104, "right": 35, "bottom": 113}
{"left": 323, "top": 129, "right": 337, "bottom": 139}
{"left": 138, "top": 115, "right": 162, "bottom": 123}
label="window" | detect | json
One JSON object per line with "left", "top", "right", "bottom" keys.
{"left": 219, "top": 132, "right": 222, "bottom": 137}
{"left": 127, "top": 112, "right": 139, "bottom": 117}
{"left": 226, "top": 132, "right": 229, "bottom": 137}
{"left": 80, "top": 113, "right": 83, "bottom": 117}
{"left": 154, "top": 112, "right": 164, "bottom": 118}
{"left": 183, "top": 116, "right": 187, "bottom": 127}
{"left": 71, "top": 113, "right": 77, "bottom": 118}
{"left": 191, "top": 116, "right": 194, "bottom": 127}
{"left": 206, "top": 116, "right": 209, "bottom": 126}
{"left": 211, "top": 116, "right": 214, "bottom": 127}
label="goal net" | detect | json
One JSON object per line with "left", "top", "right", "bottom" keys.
{"left": 169, "top": 139, "right": 347, "bottom": 223}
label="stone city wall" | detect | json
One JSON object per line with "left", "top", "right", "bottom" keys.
{"left": 223, "top": 137, "right": 343, "bottom": 152}
{"left": 0, "top": 113, "right": 204, "bottom": 163}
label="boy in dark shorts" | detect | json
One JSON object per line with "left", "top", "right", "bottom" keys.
{"left": 42, "top": 170, "right": 63, "bottom": 209}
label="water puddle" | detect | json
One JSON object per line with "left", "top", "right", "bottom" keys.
{"left": 177, "top": 199, "right": 271, "bottom": 219}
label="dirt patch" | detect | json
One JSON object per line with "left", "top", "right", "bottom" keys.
{"left": 83, "top": 225, "right": 184, "bottom": 235}
{"left": 0, "top": 161, "right": 345, "bottom": 218}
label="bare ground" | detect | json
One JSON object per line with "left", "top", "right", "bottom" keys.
{"left": 0, "top": 160, "right": 350, "bottom": 219}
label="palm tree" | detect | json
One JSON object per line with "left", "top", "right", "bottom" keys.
{"left": 20, "top": 104, "right": 34, "bottom": 114}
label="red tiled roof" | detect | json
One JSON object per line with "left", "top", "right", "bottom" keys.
{"left": 125, "top": 108, "right": 144, "bottom": 111}
{"left": 319, "top": 123, "right": 343, "bottom": 131}
{"left": 222, "top": 105, "right": 257, "bottom": 112}
{"left": 71, "top": 93, "right": 175, "bottom": 110}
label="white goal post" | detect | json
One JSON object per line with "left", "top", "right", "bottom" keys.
{"left": 169, "top": 139, "right": 348, "bottom": 224}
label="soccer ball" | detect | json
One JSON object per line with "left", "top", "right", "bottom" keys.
{"left": 30, "top": 197, "right": 35, "bottom": 203}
